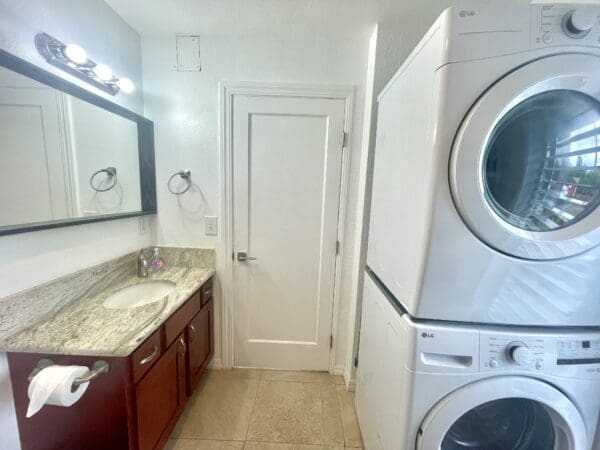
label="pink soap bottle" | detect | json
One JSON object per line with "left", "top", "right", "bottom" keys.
{"left": 150, "top": 247, "right": 164, "bottom": 272}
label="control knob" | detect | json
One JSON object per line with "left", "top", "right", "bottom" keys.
{"left": 508, "top": 343, "right": 534, "bottom": 366}
{"left": 562, "top": 8, "right": 596, "bottom": 39}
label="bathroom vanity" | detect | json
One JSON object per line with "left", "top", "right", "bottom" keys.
{"left": 0, "top": 248, "right": 215, "bottom": 450}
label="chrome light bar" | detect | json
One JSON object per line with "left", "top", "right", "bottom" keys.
{"left": 34, "top": 33, "right": 134, "bottom": 96}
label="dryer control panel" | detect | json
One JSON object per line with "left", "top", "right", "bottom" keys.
{"left": 530, "top": 4, "right": 600, "bottom": 47}
{"left": 557, "top": 338, "right": 600, "bottom": 366}
{"left": 481, "top": 331, "right": 600, "bottom": 380}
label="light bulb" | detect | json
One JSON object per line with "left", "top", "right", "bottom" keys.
{"left": 92, "top": 63, "right": 113, "bottom": 81}
{"left": 63, "top": 44, "right": 87, "bottom": 65}
{"left": 116, "top": 77, "right": 135, "bottom": 93}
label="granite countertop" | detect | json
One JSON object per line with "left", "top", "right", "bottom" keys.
{"left": 0, "top": 248, "right": 215, "bottom": 357}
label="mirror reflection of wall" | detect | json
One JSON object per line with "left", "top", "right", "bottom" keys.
{"left": 0, "top": 66, "right": 141, "bottom": 228}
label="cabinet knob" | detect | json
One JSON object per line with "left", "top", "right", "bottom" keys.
{"left": 179, "top": 337, "right": 187, "bottom": 354}
{"left": 189, "top": 324, "right": 196, "bottom": 342}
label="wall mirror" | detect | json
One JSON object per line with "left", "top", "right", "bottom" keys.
{"left": 0, "top": 49, "right": 156, "bottom": 236}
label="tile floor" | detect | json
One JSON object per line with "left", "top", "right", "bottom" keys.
{"left": 165, "top": 369, "right": 363, "bottom": 450}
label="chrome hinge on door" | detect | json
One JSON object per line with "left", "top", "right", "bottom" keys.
{"left": 335, "top": 240, "right": 340, "bottom": 255}
{"left": 330, "top": 334, "right": 334, "bottom": 349}
{"left": 341, "top": 131, "right": 349, "bottom": 148}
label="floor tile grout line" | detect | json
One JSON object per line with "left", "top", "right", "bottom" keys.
{"left": 243, "top": 374, "right": 263, "bottom": 442}
{"left": 169, "top": 437, "right": 245, "bottom": 442}
{"left": 244, "top": 440, "right": 354, "bottom": 448}
{"left": 318, "top": 382, "right": 326, "bottom": 446}
{"left": 335, "top": 384, "right": 349, "bottom": 447}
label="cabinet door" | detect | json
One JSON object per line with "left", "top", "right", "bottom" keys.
{"left": 186, "top": 298, "right": 213, "bottom": 394}
{"left": 135, "top": 334, "right": 186, "bottom": 450}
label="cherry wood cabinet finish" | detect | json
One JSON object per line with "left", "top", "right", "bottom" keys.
{"left": 186, "top": 298, "right": 213, "bottom": 394}
{"left": 7, "top": 276, "right": 214, "bottom": 450}
{"left": 136, "top": 334, "right": 186, "bottom": 450}
{"left": 200, "top": 278, "right": 213, "bottom": 306}
{"left": 130, "top": 328, "right": 163, "bottom": 383}
{"left": 164, "top": 291, "right": 200, "bottom": 347}
{"left": 7, "top": 354, "right": 132, "bottom": 450}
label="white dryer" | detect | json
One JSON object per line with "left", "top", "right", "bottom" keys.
{"left": 356, "top": 272, "right": 600, "bottom": 450}
{"left": 367, "top": 2, "right": 600, "bottom": 325}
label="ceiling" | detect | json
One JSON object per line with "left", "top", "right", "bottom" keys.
{"left": 106, "top": 0, "right": 379, "bottom": 38}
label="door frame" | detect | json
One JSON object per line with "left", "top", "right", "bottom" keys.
{"left": 219, "top": 81, "right": 355, "bottom": 372}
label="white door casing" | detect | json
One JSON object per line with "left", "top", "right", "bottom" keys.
{"left": 230, "top": 91, "right": 347, "bottom": 370}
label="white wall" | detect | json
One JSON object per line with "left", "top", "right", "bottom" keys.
{"left": 141, "top": 26, "right": 372, "bottom": 372}
{"left": 0, "top": 1, "right": 148, "bottom": 447}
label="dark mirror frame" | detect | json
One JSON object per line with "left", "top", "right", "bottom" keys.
{"left": 0, "top": 49, "right": 156, "bottom": 236}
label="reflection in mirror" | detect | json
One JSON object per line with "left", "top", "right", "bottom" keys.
{"left": 485, "top": 90, "right": 600, "bottom": 232}
{"left": 0, "top": 66, "right": 142, "bottom": 229}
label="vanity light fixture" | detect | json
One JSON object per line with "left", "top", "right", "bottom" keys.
{"left": 116, "top": 77, "right": 135, "bottom": 94}
{"left": 34, "top": 33, "right": 134, "bottom": 96}
{"left": 63, "top": 44, "right": 87, "bottom": 65}
{"left": 92, "top": 63, "right": 113, "bottom": 81}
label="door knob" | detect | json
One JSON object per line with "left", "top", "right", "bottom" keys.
{"left": 237, "top": 252, "right": 257, "bottom": 262}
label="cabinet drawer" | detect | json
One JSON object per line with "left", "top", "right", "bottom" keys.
{"left": 201, "top": 278, "right": 213, "bottom": 305}
{"left": 164, "top": 292, "right": 201, "bottom": 347}
{"left": 131, "top": 329, "right": 162, "bottom": 383}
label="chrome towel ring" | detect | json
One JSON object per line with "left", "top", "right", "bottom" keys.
{"left": 168, "top": 169, "right": 192, "bottom": 195}
{"left": 90, "top": 167, "right": 117, "bottom": 192}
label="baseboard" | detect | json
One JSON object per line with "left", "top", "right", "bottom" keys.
{"left": 333, "top": 364, "right": 356, "bottom": 391}
{"left": 208, "top": 357, "right": 223, "bottom": 370}
{"left": 344, "top": 366, "right": 356, "bottom": 391}
{"left": 333, "top": 365, "right": 345, "bottom": 376}
{"left": 345, "top": 378, "right": 356, "bottom": 391}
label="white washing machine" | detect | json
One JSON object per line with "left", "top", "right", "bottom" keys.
{"left": 367, "top": 2, "right": 600, "bottom": 326}
{"left": 356, "top": 272, "right": 600, "bottom": 450}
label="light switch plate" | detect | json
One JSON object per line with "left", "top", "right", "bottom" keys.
{"left": 205, "top": 216, "right": 217, "bottom": 236}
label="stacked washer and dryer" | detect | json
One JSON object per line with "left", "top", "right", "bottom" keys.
{"left": 356, "top": 2, "right": 600, "bottom": 449}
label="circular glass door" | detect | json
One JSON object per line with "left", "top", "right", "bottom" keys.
{"left": 442, "top": 398, "right": 556, "bottom": 449}
{"left": 450, "top": 53, "right": 600, "bottom": 260}
{"left": 417, "top": 377, "right": 587, "bottom": 450}
{"left": 484, "top": 90, "right": 600, "bottom": 233}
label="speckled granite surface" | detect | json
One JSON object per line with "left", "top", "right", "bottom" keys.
{"left": 0, "top": 247, "right": 215, "bottom": 357}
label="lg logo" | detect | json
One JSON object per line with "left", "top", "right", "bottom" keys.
{"left": 459, "top": 10, "right": 476, "bottom": 18}
{"left": 421, "top": 332, "right": 435, "bottom": 339}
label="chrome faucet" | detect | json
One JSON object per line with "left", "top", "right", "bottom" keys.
{"left": 138, "top": 250, "right": 149, "bottom": 278}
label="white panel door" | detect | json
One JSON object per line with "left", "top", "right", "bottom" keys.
{"left": 232, "top": 94, "right": 346, "bottom": 370}
{"left": 0, "top": 86, "right": 70, "bottom": 226}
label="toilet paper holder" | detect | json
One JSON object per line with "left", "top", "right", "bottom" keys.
{"left": 27, "top": 359, "right": 110, "bottom": 392}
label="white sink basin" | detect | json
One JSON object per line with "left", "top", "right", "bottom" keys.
{"left": 103, "top": 280, "right": 176, "bottom": 309}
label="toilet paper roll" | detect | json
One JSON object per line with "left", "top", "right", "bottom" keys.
{"left": 26, "top": 365, "right": 90, "bottom": 418}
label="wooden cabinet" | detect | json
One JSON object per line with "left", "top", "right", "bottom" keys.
{"left": 7, "top": 276, "right": 214, "bottom": 450}
{"left": 131, "top": 328, "right": 162, "bottom": 383}
{"left": 136, "top": 334, "right": 186, "bottom": 450}
{"left": 187, "top": 298, "right": 213, "bottom": 394}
